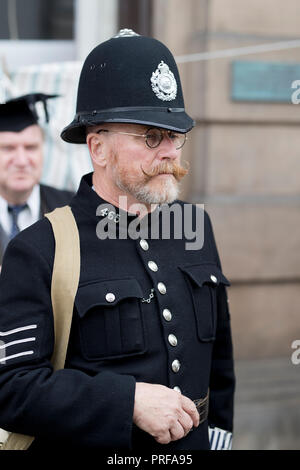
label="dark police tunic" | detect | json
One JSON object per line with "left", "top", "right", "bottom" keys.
{"left": 0, "top": 173, "right": 235, "bottom": 450}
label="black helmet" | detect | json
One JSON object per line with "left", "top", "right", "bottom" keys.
{"left": 61, "top": 29, "right": 194, "bottom": 144}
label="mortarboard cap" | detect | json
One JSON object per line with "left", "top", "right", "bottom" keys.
{"left": 0, "top": 93, "right": 58, "bottom": 132}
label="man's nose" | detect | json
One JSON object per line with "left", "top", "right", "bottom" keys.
{"left": 156, "top": 136, "right": 179, "bottom": 160}
{"left": 13, "top": 147, "right": 28, "bottom": 166}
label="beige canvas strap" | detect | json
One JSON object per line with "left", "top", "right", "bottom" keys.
{"left": 1, "top": 206, "right": 80, "bottom": 450}
{"left": 46, "top": 206, "right": 80, "bottom": 371}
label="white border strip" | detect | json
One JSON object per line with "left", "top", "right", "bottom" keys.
{"left": 209, "top": 426, "right": 233, "bottom": 450}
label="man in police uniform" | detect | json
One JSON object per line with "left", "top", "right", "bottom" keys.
{"left": 0, "top": 93, "right": 73, "bottom": 265}
{"left": 0, "top": 30, "right": 235, "bottom": 450}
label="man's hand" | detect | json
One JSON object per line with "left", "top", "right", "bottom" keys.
{"left": 133, "top": 382, "right": 199, "bottom": 444}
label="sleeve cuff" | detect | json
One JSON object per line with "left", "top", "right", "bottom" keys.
{"left": 209, "top": 426, "right": 232, "bottom": 450}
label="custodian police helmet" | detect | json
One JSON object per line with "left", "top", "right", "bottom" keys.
{"left": 61, "top": 29, "right": 194, "bottom": 144}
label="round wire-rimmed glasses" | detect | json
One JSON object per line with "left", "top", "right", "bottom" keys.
{"left": 96, "top": 127, "right": 187, "bottom": 150}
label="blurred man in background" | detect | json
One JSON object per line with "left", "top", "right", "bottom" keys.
{"left": 0, "top": 93, "right": 73, "bottom": 265}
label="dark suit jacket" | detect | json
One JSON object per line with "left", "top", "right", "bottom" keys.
{"left": 0, "top": 184, "right": 74, "bottom": 264}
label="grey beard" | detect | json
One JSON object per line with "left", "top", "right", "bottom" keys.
{"left": 115, "top": 176, "right": 180, "bottom": 204}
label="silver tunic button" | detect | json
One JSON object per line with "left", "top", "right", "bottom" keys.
{"left": 105, "top": 293, "right": 115, "bottom": 303}
{"left": 171, "top": 359, "right": 181, "bottom": 373}
{"left": 168, "top": 334, "right": 178, "bottom": 347}
{"left": 173, "top": 386, "right": 181, "bottom": 393}
{"left": 163, "top": 308, "right": 172, "bottom": 322}
{"left": 148, "top": 261, "right": 158, "bottom": 272}
{"left": 210, "top": 275, "right": 217, "bottom": 283}
{"left": 157, "top": 282, "right": 167, "bottom": 294}
{"left": 140, "top": 239, "right": 149, "bottom": 251}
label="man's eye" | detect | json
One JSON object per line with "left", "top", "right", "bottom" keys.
{"left": 26, "top": 145, "right": 38, "bottom": 151}
{"left": 169, "top": 133, "right": 178, "bottom": 140}
{"left": 146, "top": 133, "right": 159, "bottom": 142}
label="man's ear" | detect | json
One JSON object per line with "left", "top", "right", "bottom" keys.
{"left": 86, "top": 132, "right": 107, "bottom": 167}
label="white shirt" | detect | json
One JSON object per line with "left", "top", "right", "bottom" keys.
{"left": 0, "top": 184, "right": 41, "bottom": 236}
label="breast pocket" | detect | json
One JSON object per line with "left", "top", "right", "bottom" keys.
{"left": 179, "top": 264, "right": 230, "bottom": 342}
{"left": 75, "top": 278, "right": 146, "bottom": 360}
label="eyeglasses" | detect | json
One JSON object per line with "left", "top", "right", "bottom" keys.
{"left": 96, "top": 127, "right": 187, "bottom": 150}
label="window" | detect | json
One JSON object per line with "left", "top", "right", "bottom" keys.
{"left": 0, "top": 0, "right": 74, "bottom": 40}
{"left": 118, "top": 0, "right": 152, "bottom": 37}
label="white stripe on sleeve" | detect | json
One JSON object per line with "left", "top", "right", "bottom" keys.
{"left": 0, "top": 325, "right": 37, "bottom": 337}
{"left": 0, "top": 351, "right": 34, "bottom": 364}
{"left": 0, "top": 338, "right": 36, "bottom": 349}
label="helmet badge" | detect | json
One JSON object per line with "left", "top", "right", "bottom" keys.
{"left": 151, "top": 61, "right": 177, "bottom": 101}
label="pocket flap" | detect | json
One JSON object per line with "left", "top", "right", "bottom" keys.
{"left": 75, "top": 278, "right": 143, "bottom": 318}
{"left": 180, "top": 263, "right": 230, "bottom": 287}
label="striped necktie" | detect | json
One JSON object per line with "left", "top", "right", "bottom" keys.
{"left": 7, "top": 204, "right": 28, "bottom": 240}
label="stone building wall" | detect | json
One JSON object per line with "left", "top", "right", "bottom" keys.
{"left": 153, "top": 0, "right": 300, "bottom": 361}
{"left": 152, "top": 0, "right": 300, "bottom": 448}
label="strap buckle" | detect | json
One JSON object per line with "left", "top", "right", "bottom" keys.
{"left": 193, "top": 391, "right": 209, "bottom": 425}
